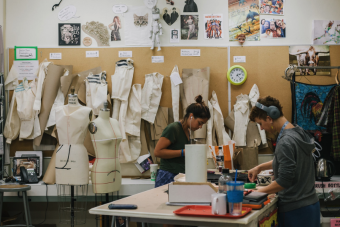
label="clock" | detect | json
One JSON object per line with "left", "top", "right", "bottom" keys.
{"left": 227, "top": 65, "right": 247, "bottom": 85}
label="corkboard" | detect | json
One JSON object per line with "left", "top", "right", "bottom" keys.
{"left": 8, "top": 47, "right": 230, "bottom": 156}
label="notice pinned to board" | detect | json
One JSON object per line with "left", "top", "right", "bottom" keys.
{"left": 112, "top": 5, "right": 128, "bottom": 13}
{"left": 119, "top": 51, "right": 132, "bottom": 58}
{"left": 58, "top": 5, "right": 79, "bottom": 21}
{"left": 234, "top": 56, "right": 246, "bottom": 63}
{"left": 14, "top": 46, "right": 38, "bottom": 60}
{"left": 13, "top": 60, "right": 39, "bottom": 80}
{"left": 50, "top": 53, "right": 62, "bottom": 59}
{"left": 181, "top": 49, "right": 201, "bottom": 57}
{"left": 152, "top": 56, "right": 164, "bottom": 63}
{"left": 86, "top": 51, "right": 99, "bottom": 58}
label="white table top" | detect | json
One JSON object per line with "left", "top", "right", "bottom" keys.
{"left": 1, "top": 178, "right": 155, "bottom": 197}
{"left": 89, "top": 185, "right": 278, "bottom": 227}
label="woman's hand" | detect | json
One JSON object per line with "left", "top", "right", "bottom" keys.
{"left": 248, "top": 166, "right": 261, "bottom": 183}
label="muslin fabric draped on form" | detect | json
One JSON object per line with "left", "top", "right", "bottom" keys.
{"left": 181, "top": 67, "right": 210, "bottom": 140}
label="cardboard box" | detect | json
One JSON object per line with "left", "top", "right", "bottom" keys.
{"left": 168, "top": 182, "right": 218, "bottom": 203}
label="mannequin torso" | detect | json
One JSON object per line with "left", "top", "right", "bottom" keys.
{"left": 91, "top": 109, "right": 122, "bottom": 194}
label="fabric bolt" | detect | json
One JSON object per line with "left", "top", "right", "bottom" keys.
{"left": 125, "top": 84, "right": 142, "bottom": 137}
{"left": 233, "top": 94, "right": 250, "bottom": 147}
{"left": 111, "top": 59, "right": 134, "bottom": 101}
{"left": 180, "top": 67, "right": 210, "bottom": 139}
{"left": 86, "top": 72, "right": 107, "bottom": 115}
{"left": 170, "top": 65, "right": 181, "bottom": 122}
{"left": 141, "top": 72, "right": 164, "bottom": 124}
{"left": 210, "top": 91, "right": 231, "bottom": 146}
{"left": 55, "top": 105, "right": 92, "bottom": 185}
{"left": 249, "top": 84, "right": 267, "bottom": 145}
{"left": 15, "top": 78, "right": 41, "bottom": 141}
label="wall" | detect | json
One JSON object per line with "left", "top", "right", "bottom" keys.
{"left": 5, "top": 0, "right": 340, "bottom": 48}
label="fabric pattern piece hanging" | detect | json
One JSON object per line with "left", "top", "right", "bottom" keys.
{"left": 170, "top": 65, "right": 181, "bottom": 122}
{"left": 141, "top": 72, "right": 164, "bottom": 124}
{"left": 233, "top": 94, "right": 250, "bottom": 146}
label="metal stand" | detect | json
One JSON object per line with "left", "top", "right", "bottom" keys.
{"left": 95, "top": 192, "right": 115, "bottom": 227}
{"left": 57, "top": 184, "right": 88, "bottom": 226}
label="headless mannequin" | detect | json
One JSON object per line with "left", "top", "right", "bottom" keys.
{"left": 89, "top": 102, "right": 122, "bottom": 194}
{"left": 55, "top": 87, "right": 92, "bottom": 185}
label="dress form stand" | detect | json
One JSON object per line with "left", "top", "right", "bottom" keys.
{"left": 56, "top": 87, "right": 92, "bottom": 227}
{"left": 89, "top": 102, "right": 122, "bottom": 227}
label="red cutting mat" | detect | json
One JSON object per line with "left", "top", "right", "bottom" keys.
{"left": 173, "top": 206, "right": 252, "bottom": 219}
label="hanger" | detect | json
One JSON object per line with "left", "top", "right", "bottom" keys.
{"left": 335, "top": 69, "right": 339, "bottom": 85}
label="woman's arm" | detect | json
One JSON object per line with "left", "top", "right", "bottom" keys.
{"left": 108, "top": 22, "right": 114, "bottom": 30}
{"left": 248, "top": 160, "right": 273, "bottom": 182}
{"left": 257, "top": 181, "right": 284, "bottom": 194}
{"left": 154, "top": 137, "right": 184, "bottom": 159}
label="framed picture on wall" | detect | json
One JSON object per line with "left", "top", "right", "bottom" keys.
{"left": 58, "top": 23, "right": 81, "bottom": 46}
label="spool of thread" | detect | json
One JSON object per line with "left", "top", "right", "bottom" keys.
{"left": 185, "top": 144, "right": 207, "bottom": 183}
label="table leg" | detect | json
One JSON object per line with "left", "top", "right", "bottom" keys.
{"left": 0, "top": 192, "right": 3, "bottom": 225}
{"left": 22, "top": 192, "right": 30, "bottom": 227}
{"left": 111, "top": 216, "right": 115, "bottom": 227}
{"left": 24, "top": 192, "right": 32, "bottom": 226}
{"left": 142, "top": 222, "right": 147, "bottom": 227}
{"left": 125, "top": 217, "right": 129, "bottom": 227}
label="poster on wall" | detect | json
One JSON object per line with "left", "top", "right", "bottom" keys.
{"left": 260, "top": 19, "right": 286, "bottom": 38}
{"left": 259, "top": 0, "right": 284, "bottom": 15}
{"left": 125, "top": 6, "right": 152, "bottom": 46}
{"left": 170, "top": 29, "right": 180, "bottom": 42}
{"left": 289, "top": 46, "right": 330, "bottom": 76}
{"left": 183, "top": 0, "right": 198, "bottom": 12}
{"left": 228, "top": 0, "right": 260, "bottom": 41}
{"left": 58, "top": 23, "right": 81, "bottom": 46}
{"left": 204, "top": 14, "right": 223, "bottom": 39}
{"left": 108, "top": 16, "right": 122, "bottom": 41}
{"left": 162, "top": 7, "right": 179, "bottom": 26}
{"left": 181, "top": 15, "right": 199, "bottom": 40}
{"left": 313, "top": 20, "right": 340, "bottom": 45}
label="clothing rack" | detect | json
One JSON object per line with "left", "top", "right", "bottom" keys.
{"left": 283, "top": 65, "right": 340, "bottom": 81}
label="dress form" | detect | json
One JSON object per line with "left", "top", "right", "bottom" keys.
{"left": 55, "top": 87, "right": 92, "bottom": 185}
{"left": 90, "top": 102, "right": 122, "bottom": 194}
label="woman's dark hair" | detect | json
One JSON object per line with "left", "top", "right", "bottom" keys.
{"left": 184, "top": 95, "right": 211, "bottom": 121}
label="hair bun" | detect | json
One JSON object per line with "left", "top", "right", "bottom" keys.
{"left": 195, "top": 95, "right": 204, "bottom": 104}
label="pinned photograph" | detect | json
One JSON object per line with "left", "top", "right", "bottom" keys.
{"left": 134, "top": 14, "right": 149, "bottom": 27}
{"left": 289, "top": 46, "right": 330, "bottom": 76}
{"left": 181, "top": 15, "right": 199, "bottom": 40}
{"left": 166, "top": 0, "right": 174, "bottom": 5}
{"left": 260, "top": 19, "right": 286, "bottom": 38}
{"left": 313, "top": 20, "right": 340, "bottom": 45}
{"left": 260, "top": 0, "right": 284, "bottom": 15}
{"left": 58, "top": 23, "right": 81, "bottom": 46}
{"left": 228, "top": 0, "right": 260, "bottom": 41}
{"left": 162, "top": 7, "right": 179, "bottom": 26}
{"left": 204, "top": 14, "right": 223, "bottom": 39}
{"left": 108, "top": 16, "right": 122, "bottom": 41}
{"left": 170, "top": 29, "right": 180, "bottom": 42}
{"left": 183, "top": 0, "right": 198, "bottom": 12}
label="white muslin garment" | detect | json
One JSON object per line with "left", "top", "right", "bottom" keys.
{"left": 170, "top": 65, "right": 181, "bottom": 122}
{"left": 233, "top": 94, "right": 250, "bottom": 146}
{"left": 45, "top": 70, "right": 69, "bottom": 130}
{"left": 15, "top": 78, "right": 41, "bottom": 141}
{"left": 125, "top": 84, "right": 142, "bottom": 137}
{"left": 55, "top": 105, "right": 92, "bottom": 185}
{"left": 33, "top": 61, "right": 52, "bottom": 112}
{"left": 118, "top": 85, "right": 142, "bottom": 163}
{"left": 111, "top": 59, "right": 134, "bottom": 101}
{"left": 86, "top": 72, "right": 107, "bottom": 115}
{"left": 181, "top": 67, "right": 210, "bottom": 139}
{"left": 4, "top": 91, "right": 19, "bottom": 144}
{"left": 141, "top": 72, "right": 164, "bottom": 124}
{"left": 210, "top": 91, "right": 231, "bottom": 146}
{"left": 206, "top": 100, "right": 214, "bottom": 158}
{"left": 249, "top": 84, "right": 267, "bottom": 145}
{"left": 4, "top": 65, "right": 19, "bottom": 90}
